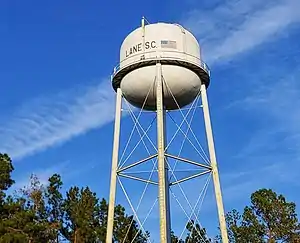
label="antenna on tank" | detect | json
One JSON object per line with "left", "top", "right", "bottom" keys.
{"left": 141, "top": 16, "right": 145, "bottom": 28}
{"left": 141, "top": 16, "right": 145, "bottom": 38}
{"left": 142, "top": 16, "right": 151, "bottom": 25}
{"left": 106, "top": 20, "right": 229, "bottom": 243}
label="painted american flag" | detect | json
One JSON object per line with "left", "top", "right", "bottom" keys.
{"left": 161, "top": 40, "right": 177, "bottom": 49}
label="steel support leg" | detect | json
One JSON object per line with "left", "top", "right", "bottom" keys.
{"left": 106, "top": 88, "right": 122, "bottom": 243}
{"left": 200, "top": 84, "right": 229, "bottom": 243}
{"left": 156, "top": 63, "right": 171, "bottom": 243}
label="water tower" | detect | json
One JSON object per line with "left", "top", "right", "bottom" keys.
{"left": 106, "top": 18, "right": 228, "bottom": 243}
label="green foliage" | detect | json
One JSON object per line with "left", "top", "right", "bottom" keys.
{"left": 171, "top": 230, "right": 184, "bottom": 243}
{"left": 3, "top": 152, "right": 300, "bottom": 243}
{"left": 217, "top": 188, "right": 300, "bottom": 242}
{"left": 0, "top": 153, "right": 15, "bottom": 203}
{"left": 170, "top": 221, "right": 211, "bottom": 243}
{"left": 185, "top": 220, "right": 211, "bottom": 243}
{"left": 0, "top": 174, "right": 58, "bottom": 242}
{"left": 46, "top": 174, "right": 64, "bottom": 242}
{"left": 0, "top": 153, "right": 148, "bottom": 243}
{"left": 113, "top": 205, "right": 149, "bottom": 242}
{"left": 62, "top": 186, "right": 100, "bottom": 242}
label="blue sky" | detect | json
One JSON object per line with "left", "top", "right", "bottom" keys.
{"left": 1, "top": 0, "right": 300, "bottom": 241}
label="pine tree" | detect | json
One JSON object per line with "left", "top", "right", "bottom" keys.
{"left": 217, "top": 189, "right": 300, "bottom": 242}
{"left": 97, "top": 198, "right": 108, "bottom": 242}
{"left": 0, "top": 153, "right": 14, "bottom": 204}
{"left": 0, "top": 158, "right": 57, "bottom": 243}
{"left": 185, "top": 220, "right": 211, "bottom": 243}
{"left": 16, "top": 174, "right": 58, "bottom": 242}
{"left": 62, "top": 186, "right": 100, "bottom": 242}
{"left": 97, "top": 198, "right": 149, "bottom": 242}
{"left": 46, "top": 174, "right": 64, "bottom": 242}
{"left": 171, "top": 230, "right": 184, "bottom": 243}
{"left": 247, "top": 189, "right": 300, "bottom": 242}
{"left": 0, "top": 153, "right": 149, "bottom": 242}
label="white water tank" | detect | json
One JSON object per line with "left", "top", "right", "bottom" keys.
{"left": 112, "top": 22, "right": 210, "bottom": 110}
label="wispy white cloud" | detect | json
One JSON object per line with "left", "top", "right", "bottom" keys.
{"left": 0, "top": 79, "right": 116, "bottom": 160}
{"left": 1, "top": 0, "right": 300, "bottom": 163}
{"left": 183, "top": 0, "right": 300, "bottom": 64}
{"left": 178, "top": 0, "right": 300, "bottom": 229}
{"left": 233, "top": 69, "right": 300, "bottom": 159}
{"left": 161, "top": 1, "right": 300, "bottom": 238}
{"left": 177, "top": 0, "right": 300, "bottom": 206}
{"left": 211, "top": 67, "right": 300, "bottom": 218}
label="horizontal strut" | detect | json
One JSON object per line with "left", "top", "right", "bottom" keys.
{"left": 170, "top": 170, "right": 211, "bottom": 186}
{"left": 117, "top": 154, "right": 158, "bottom": 173}
{"left": 165, "top": 154, "right": 212, "bottom": 170}
{"left": 118, "top": 173, "right": 158, "bottom": 185}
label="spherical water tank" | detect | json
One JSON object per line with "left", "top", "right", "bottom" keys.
{"left": 112, "top": 22, "right": 210, "bottom": 110}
